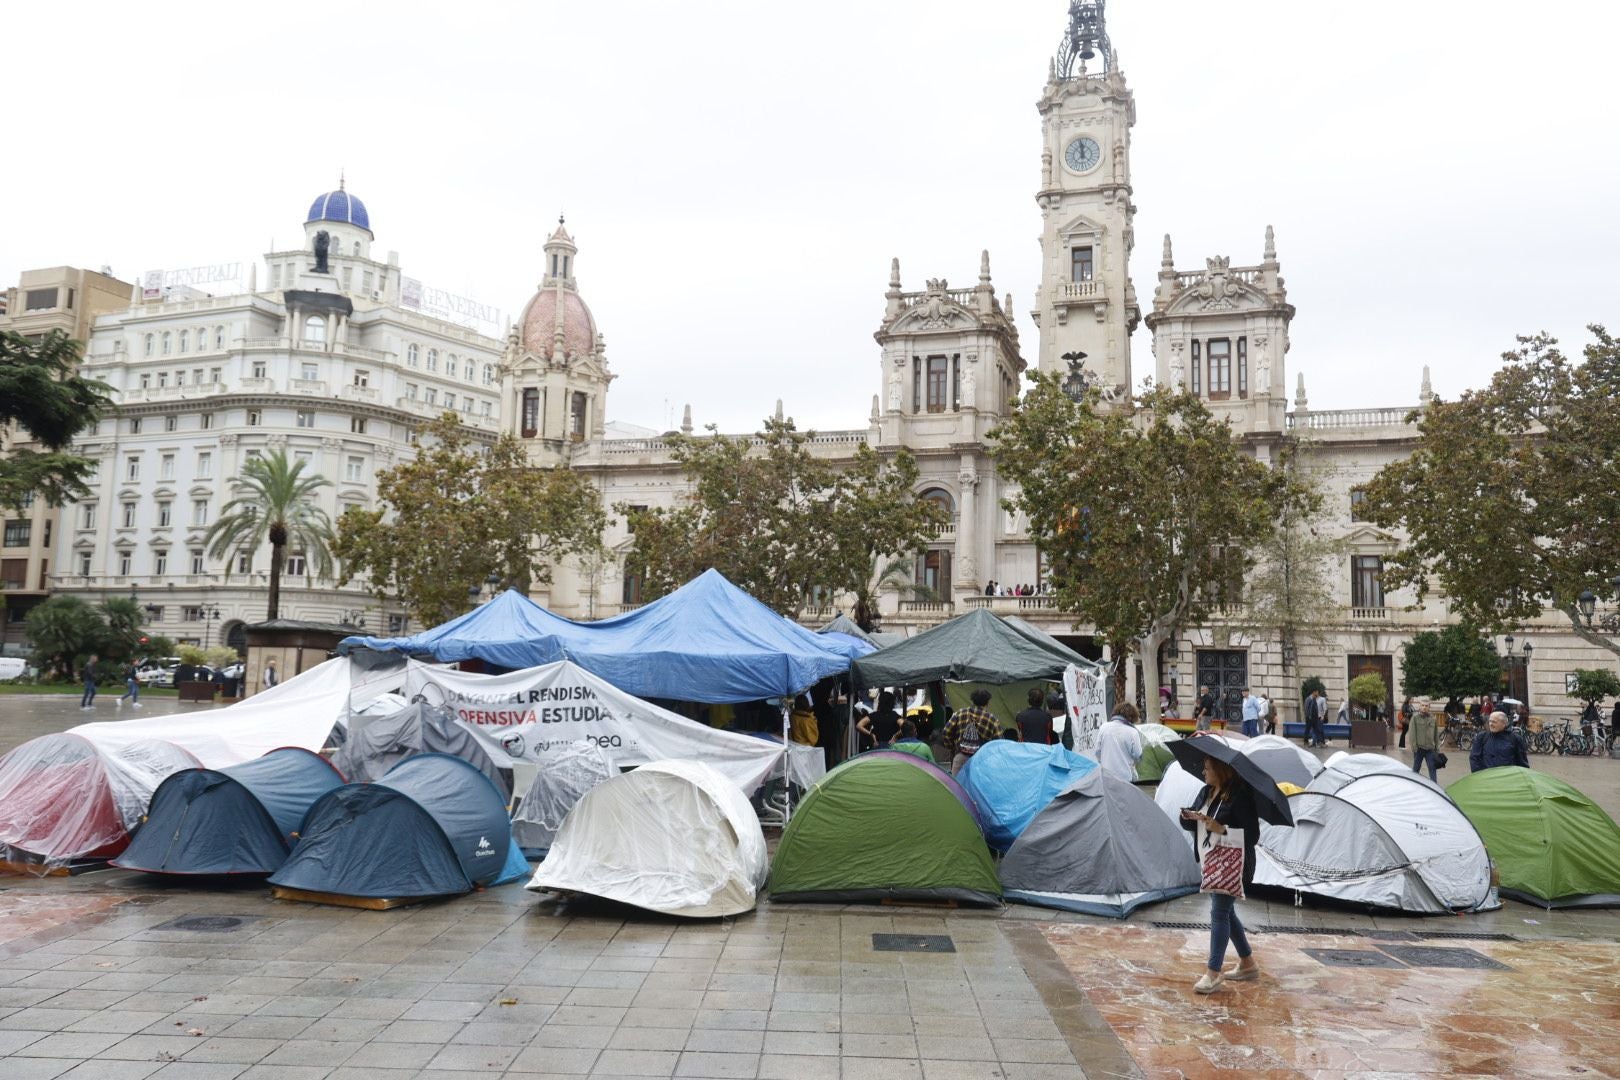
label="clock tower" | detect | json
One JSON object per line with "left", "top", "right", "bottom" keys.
{"left": 1032, "top": 1, "right": 1139, "bottom": 396}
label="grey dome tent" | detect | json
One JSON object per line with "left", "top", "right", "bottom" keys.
{"left": 270, "top": 753, "right": 528, "bottom": 908}
{"left": 511, "top": 742, "right": 617, "bottom": 855}
{"left": 1001, "top": 769, "right": 1200, "bottom": 918}
{"left": 112, "top": 748, "right": 344, "bottom": 876}
{"left": 333, "top": 701, "right": 509, "bottom": 801}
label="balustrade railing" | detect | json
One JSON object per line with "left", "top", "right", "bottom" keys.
{"left": 1286, "top": 407, "right": 1415, "bottom": 430}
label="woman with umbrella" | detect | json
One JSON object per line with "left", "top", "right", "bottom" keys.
{"left": 1171, "top": 734, "right": 1294, "bottom": 994}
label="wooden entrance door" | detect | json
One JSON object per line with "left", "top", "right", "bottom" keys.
{"left": 1195, "top": 649, "right": 1248, "bottom": 723}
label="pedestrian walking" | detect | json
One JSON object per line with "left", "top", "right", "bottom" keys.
{"left": 1303, "top": 688, "right": 1327, "bottom": 747}
{"left": 1410, "top": 705, "right": 1439, "bottom": 781}
{"left": 1096, "top": 702, "right": 1144, "bottom": 782}
{"left": 1263, "top": 694, "right": 1278, "bottom": 736}
{"left": 117, "top": 662, "right": 141, "bottom": 708}
{"left": 1193, "top": 685, "right": 1216, "bottom": 732}
{"left": 80, "top": 654, "right": 99, "bottom": 710}
{"left": 1470, "top": 711, "right": 1529, "bottom": 772}
{"left": 942, "top": 688, "right": 1000, "bottom": 776}
{"left": 1180, "top": 756, "right": 1262, "bottom": 993}
{"left": 1238, "top": 688, "right": 1262, "bottom": 738}
{"left": 263, "top": 658, "right": 279, "bottom": 689}
{"left": 1397, "top": 696, "right": 1413, "bottom": 748}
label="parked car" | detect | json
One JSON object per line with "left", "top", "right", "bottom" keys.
{"left": 221, "top": 662, "right": 245, "bottom": 681}
{"left": 137, "top": 658, "right": 184, "bottom": 684}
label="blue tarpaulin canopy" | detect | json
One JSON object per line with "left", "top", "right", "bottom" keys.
{"left": 340, "top": 569, "right": 853, "bottom": 703}
{"left": 957, "top": 740, "right": 1100, "bottom": 852}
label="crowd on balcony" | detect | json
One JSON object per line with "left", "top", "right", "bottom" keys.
{"left": 983, "top": 581, "right": 1043, "bottom": 597}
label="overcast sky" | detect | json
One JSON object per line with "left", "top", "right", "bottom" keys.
{"left": 7, "top": 1, "right": 1616, "bottom": 433}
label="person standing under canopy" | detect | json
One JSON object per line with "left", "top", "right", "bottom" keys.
{"left": 1014, "top": 686, "right": 1055, "bottom": 745}
{"left": 856, "top": 691, "right": 903, "bottom": 749}
{"left": 942, "top": 688, "right": 1001, "bottom": 776}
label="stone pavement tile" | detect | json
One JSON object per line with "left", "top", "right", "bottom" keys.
{"left": 422, "top": 984, "right": 505, "bottom": 1004}
{"left": 682, "top": 1028, "right": 762, "bottom": 1054}
{"left": 910, "top": 1017, "right": 988, "bottom": 1040}
{"left": 638, "top": 973, "right": 708, "bottom": 993}
{"left": 506, "top": 1046, "right": 600, "bottom": 1074}
{"left": 915, "top": 1035, "right": 997, "bottom": 1061}
{"left": 293, "top": 1020, "right": 387, "bottom": 1044}
{"left": 607, "top": 1028, "right": 690, "bottom": 1052}
{"left": 214, "top": 1018, "right": 314, "bottom": 1041}
{"left": 764, "top": 1011, "right": 838, "bottom": 1033}
{"left": 181, "top": 1038, "right": 282, "bottom": 1064}
{"left": 760, "top": 1030, "right": 839, "bottom": 1056}
{"left": 688, "top": 1010, "right": 763, "bottom": 1032}
{"left": 16, "top": 1031, "right": 131, "bottom": 1057}
{"left": 919, "top": 1062, "right": 1012, "bottom": 1080}
{"left": 840, "top": 1032, "right": 920, "bottom": 1058}
{"left": 147, "top": 1065, "right": 248, "bottom": 1080}
{"left": 0, "top": 1057, "right": 78, "bottom": 1080}
{"left": 773, "top": 975, "right": 839, "bottom": 994}
{"left": 756, "top": 1053, "right": 838, "bottom": 1080}
{"left": 19, "top": 970, "right": 100, "bottom": 989}
{"left": 559, "top": 987, "right": 636, "bottom": 1008}
{"left": 569, "top": 971, "right": 644, "bottom": 991}
{"left": 234, "top": 1066, "right": 334, "bottom": 1080}
{"left": 324, "top": 1001, "right": 413, "bottom": 1022}
{"left": 766, "top": 991, "right": 839, "bottom": 1014}
{"left": 399, "top": 1001, "right": 482, "bottom": 1023}
{"left": 998, "top": 1065, "right": 1090, "bottom": 1080}
{"left": 66, "top": 1011, "right": 173, "bottom": 1035}
{"left": 373, "top": 1021, "right": 465, "bottom": 1043}
{"left": 1, "top": 1007, "right": 96, "bottom": 1030}
{"left": 547, "top": 1006, "right": 626, "bottom": 1027}
{"left": 672, "top": 1051, "right": 758, "bottom": 1078}
{"left": 254, "top": 999, "right": 343, "bottom": 1019}
{"left": 0, "top": 1027, "right": 52, "bottom": 1053}
{"left": 470, "top": 1003, "right": 553, "bottom": 1027}
{"left": 258, "top": 1040, "right": 363, "bottom": 1067}
{"left": 96, "top": 1033, "right": 203, "bottom": 1060}
{"left": 837, "top": 1058, "right": 921, "bottom": 1080}
{"left": 82, "top": 973, "right": 169, "bottom": 993}
{"left": 448, "top": 1022, "right": 535, "bottom": 1046}
{"left": 421, "top": 1043, "right": 521, "bottom": 1072}
{"left": 0, "top": 987, "right": 62, "bottom": 1008}
{"left": 840, "top": 1013, "right": 912, "bottom": 1036}
{"left": 588, "top": 1049, "right": 679, "bottom": 1077}
{"left": 989, "top": 1038, "right": 1076, "bottom": 1065}
{"left": 341, "top": 1043, "right": 438, "bottom": 1070}
{"left": 531, "top": 1025, "right": 614, "bottom": 1050}
{"left": 704, "top": 974, "right": 772, "bottom": 993}
{"left": 55, "top": 1060, "right": 166, "bottom": 1080}
{"left": 979, "top": 1016, "right": 1062, "bottom": 1041}
{"left": 325, "top": 1071, "right": 416, "bottom": 1080}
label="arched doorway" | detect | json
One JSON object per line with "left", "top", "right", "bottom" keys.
{"left": 224, "top": 620, "right": 247, "bottom": 656}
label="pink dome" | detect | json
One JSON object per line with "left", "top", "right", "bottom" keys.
{"left": 519, "top": 286, "right": 596, "bottom": 357}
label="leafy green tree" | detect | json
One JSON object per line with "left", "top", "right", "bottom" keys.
{"left": 621, "top": 417, "right": 945, "bottom": 617}
{"left": 336, "top": 414, "right": 606, "bottom": 625}
{"left": 206, "top": 450, "right": 335, "bottom": 620}
{"left": 1567, "top": 668, "right": 1620, "bottom": 708}
{"left": 0, "top": 329, "right": 115, "bottom": 510}
{"left": 1399, "top": 624, "right": 1501, "bottom": 705}
{"left": 1300, "top": 675, "right": 1326, "bottom": 704}
{"left": 1361, "top": 327, "right": 1620, "bottom": 659}
{"left": 1349, "top": 672, "right": 1388, "bottom": 717}
{"left": 141, "top": 634, "right": 177, "bottom": 658}
{"left": 24, "top": 595, "right": 105, "bottom": 676}
{"left": 990, "top": 375, "right": 1290, "bottom": 721}
{"left": 97, "top": 597, "right": 145, "bottom": 665}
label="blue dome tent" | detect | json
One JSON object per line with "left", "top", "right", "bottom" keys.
{"left": 112, "top": 748, "right": 343, "bottom": 876}
{"left": 958, "top": 741, "right": 1099, "bottom": 852}
{"left": 269, "top": 754, "right": 527, "bottom": 908}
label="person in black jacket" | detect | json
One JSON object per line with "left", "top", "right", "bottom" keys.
{"left": 1469, "top": 711, "right": 1528, "bottom": 772}
{"left": 1180, "top": 756, "right": 1261, "bottom": 993}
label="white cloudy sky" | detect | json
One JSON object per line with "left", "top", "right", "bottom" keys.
{"left": 6, "top": 1, "right": 1616, "bottom": 433}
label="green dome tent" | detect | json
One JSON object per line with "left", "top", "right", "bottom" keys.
{"left": 768, "top": 754, "right": 1000, "bottom": 906}
{"left": 1448, "top": 767, "right": 1620, "bottom": 908}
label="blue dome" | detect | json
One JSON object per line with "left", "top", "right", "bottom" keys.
{"left": 306, "top": 188, "right": 370, "bottom": 231}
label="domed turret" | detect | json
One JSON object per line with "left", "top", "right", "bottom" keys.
{"left": 518, "top": 218, "right": 599, "bottom": 358}
{"left": 306, "top": 183, "right": 372, "bottom": 234}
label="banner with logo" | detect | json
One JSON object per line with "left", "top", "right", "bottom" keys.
{"left": 403, "top": 659, "right": 781, "bottom": 793}
{"left": 1063, "top": 662, "right": 1111, "bottom": 756}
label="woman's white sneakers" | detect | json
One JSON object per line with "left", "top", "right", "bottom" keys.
{"left": 1193, "top": 971, "right": 1224, "bottom": 994}
{"left": 1224, "top": 964, "right": 1260, "bottom": 982}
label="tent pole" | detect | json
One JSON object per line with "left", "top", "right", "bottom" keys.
{"left": 781, "top": 702, "right": 793, "bottom": 821}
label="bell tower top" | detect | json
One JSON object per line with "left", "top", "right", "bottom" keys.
{"left": 1055, "top": 0, "right": 1113, "bottom": 77}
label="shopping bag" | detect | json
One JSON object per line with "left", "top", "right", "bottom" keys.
{"left": 1199, "top": 825, "right": 1246, "bottom": 898}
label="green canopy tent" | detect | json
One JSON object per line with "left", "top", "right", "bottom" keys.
{"left": 768, "top": 754, "right": 1000, "bottom": 905}
{"left": 1448, "top": 767, "right": 1620, "bottom": 908}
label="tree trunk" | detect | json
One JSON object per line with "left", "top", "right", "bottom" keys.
{"left": 1138, "top": 627, "right": 1169, "bottom": 724}
{"left": 267, "top": 541, "right": 284, "bottom": 621}
{"left": 1560, "top": 605, "right": 1620, "bottom": 661}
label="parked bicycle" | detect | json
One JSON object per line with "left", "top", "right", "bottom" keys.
{"left": 1530, "top": 718, "right": 1585, "bottom": 756}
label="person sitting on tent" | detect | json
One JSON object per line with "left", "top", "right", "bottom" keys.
{"left": 1014, "top": 686, "right": 1054, "bottom": 745}
{"left": 856, "top": 691, "right": 903, "bottom": 750}
{"left": 890, "top": 720, "right": 936, "bottom": 764}
{"left": 1470, "top": 711, "right": 1528, "bottom": 773}
{"left": 1096, "top": 702, "right": 1143, "bottom": 782}
{"left": 942, "top": 688, "right": 1001, "bottom": 776}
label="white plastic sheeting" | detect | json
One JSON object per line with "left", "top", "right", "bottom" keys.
{"left": 0, "top": 734, "right": 199, "bottom": 869}
{"left": 70, "top": 658, "right": 387, "bottom": 768}
{"left": 527, "top": 760, "right": 768, "bottom": 917}
{"left": 511, "top": 742, "right": 618, "bottom": 852}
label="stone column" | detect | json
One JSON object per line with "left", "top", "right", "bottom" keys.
{"left": 956, "top": 465, "right": 979, "bottom": 595}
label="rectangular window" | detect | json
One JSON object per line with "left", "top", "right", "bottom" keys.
{"left": 1190, "top": 340, "right": 1201, "bottom": 395}
{"left": 1207, "top": 339, "right": 1231, "bottom": 398}
{"left": 121, "top": 502, "right": 136, "bottom": 528}
{"left": 192, "top": 369, "right": 203, "bottom": 385}
{"left": 464, "top": 361, "right": 474, "bottom": 381}
{"left": 350, "top": 416, "right": 367, "bottom": 434}
{"left": 444, "top": 393, "right": 456, "bottom": 411}
{"left": 130, "top": 417, "right": 142, "bottom": 435}
{"left": 1070, "top": 246, "right": 1094, "bottom": 282}
{"left": 160, "top": 453, "right": 174, "bottom": 480}
{"left": 153, "top": 550, "right": 168, "bottom": 576}
{"left": 82, "top": 504, "right": 97, "bottom": 529}
{"left": 341, "top": 267, "right": 353, "bottom": 289}
{"left": 926, "top": 356, "right": 950, "bottom": 413}
{"left": 201, "top": 413, "right": 213, "bottom": 430}
{"left": 301, "top": 362, "right": 319, "bottom": 381}
{"left": 182, "top": 605, "right": 203, "bottom": 622}
{"left": 425, "top": 388, "right": 437, "bottom": 405}
{"left": 247, "top": 409, "right": 261, "bottom": 426}
{"left": 387, "top": 614, "right": 407, "bottom": 635}
{"left": 461, "top": 397, "right": 472, "bottom": 414}
{"left": 126, "top": 455, "right": 141, "bottom": 481}
{"left": 1352, "top": 555, "right": 1385, "bottom": 609}
{"left": 251, "top": 360, "right": 266, "bottom": 379}
{"left": 912, "top": 356, "right": 922, "bottom": 412}
{"left": 175, "top": 370, "right": 185, "bottom": 385}
{"left": 24, "top": 288, "right": 57, "bottom": 311}
{"left": 157, "top": 501, "right": 172, "bottom": 527}
{"left": 353, "top": 370, "right": 369, "bottom": 387}
{"left": 190, "top": 549, "right": 204, "bottom": 574}
{"left": 570, "top": 391, "right": 587, "bottom": 438}
{"left": 192, "top": 500, "right": 208, "bottom": 526}
{"left": 271, "top": 264, "right": 282, "bottom": 288}
{"left": 157, "top": 371, "right": 168, "bottom": 386}
{"left": 139, "top": 373, "right": 151, "bottom": 389}
{"left": 210, "top": 366, "right": 221, "bottom": 382}
{"left": 236, "top": 553, "right": 250, "bottom": 574}
{"left": 147, "top": 605, "right": 163, "bottom": 622}
{"left": 1237, "top": 337, "right": 1248, "bottom": 397}
{"left": 345, "top": 456, "right": 364, "bottom": 481}
{"left": 165, "top": 414, "right": 177, "bottom": 432}
{"left": 294, "top": 450, "right": 312, "bottom": 467}
{"left": 296, "top": 410, "right": 315, "bottom": 428}
{"left": 520, "top": 388, "right": 538, "bottom": 437}
{"left": 78, "top": 553, "right": 92, "bottom": 576}
{"left": 406, "top": 383, "right": 418, "bottom": 400}
{"left": 481, "top": 401, "right": 492, "bottom": 417}
{"left": 1350, "top": 487, "right": 1368, "bottom": 522}
{"left": 286, "top": 552, "right": 307, "bottom": 577}
{"left": 1, "top": 558, "right": 26, "bottom": 587}
{"left": 118, "top": 552, "right": 131, "bottom": 576}
{"left": 363, "top": 270, "right": 374, "bottom": 292}
{"left": 2, "top": 521, "right": 29, "bottom": 547}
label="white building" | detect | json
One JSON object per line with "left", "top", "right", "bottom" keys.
{"left": 51, "top": 185, "right": 505, "bottom": 650}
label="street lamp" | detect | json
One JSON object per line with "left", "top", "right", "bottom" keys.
{"left": 201, "top": 604, "right": 221, "bottom": 650}
{"left": 1575, "top": 576, "right": 1620, "bottom": 633}
{"left": 340, "top": 609, "right": 367, "bottom": 630}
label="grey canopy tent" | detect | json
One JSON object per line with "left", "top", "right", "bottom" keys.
{"left": 849, "top": 608, "right": 1099, "bottom": 690}
{"left": 333, "top": 701, "right": 509, "bottom": 802}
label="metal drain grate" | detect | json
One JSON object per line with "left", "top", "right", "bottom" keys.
{"left": 871, "top": 933, "right": 955, "bottom": 953}
{"left": 1303, "top": 948, "right": 1405, "bottom": 969}
{"left": 1415, "top": 930, "right": 1518, "bottom": 942}
{"left": 152, "top": 915, "right": 256, "bottom": 933}
{"left": 1357, "top": 930, "right": 1420, "bottom": 941}
{"left": 1256, "top": 925, "right": 1341, "bottom": 935}
{"left": 1376, "top": 944, "right": 1511, "bottom": 970}
{"left": 1149, "top": 921, "right": 1212, "bottom": 930}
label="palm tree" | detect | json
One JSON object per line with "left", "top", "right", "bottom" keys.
{"left": 205, "top": 450, "right": 334, "bottom": 620}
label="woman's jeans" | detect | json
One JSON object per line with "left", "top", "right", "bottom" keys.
{"left": 1208, "top": 891, "right": 1252, "bottom": 970}
{"left": 121, "top": 679, "right": 139, "bottom": 702}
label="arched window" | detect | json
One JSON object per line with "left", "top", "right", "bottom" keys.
{"left": 483, "top": 364, "right": 495, "bottom": 386}
{"left": 520, "top": 388, "right": 540, "bottom": 437}
{"left": 426, "top": 349, "right": 438, "bottom": 372}
{"left": 144, "top": 333, "right": 154, "bottom": 357}
{"left": 161, "top": 331, "right": 172, "bottom": 355}
{"left": 216, "top": 326, "right": 226, "bottom": 349}
{"left": 352, "top": 240, "right": 360, "bottom": 255}
{"left": 919, "top": 488, "right": 955, "bottom": 535}
{"left": 178, "top": 330, "right": 188, "bottom": 353}
{"left": 447, "top": 353, "right": 457, "bottom": 376}
{"left": 304, "top": 316, "right": 326, "bottom": 344}
{"left": 464, "top": 360, "right": 474, "bottom": 381}
{"left": 407, "top": 344, "right": 419, "bottom": 367}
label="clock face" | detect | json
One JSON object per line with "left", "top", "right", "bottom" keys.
{"left": 1064, "top": 136, "right": 1101, "bottom": 173}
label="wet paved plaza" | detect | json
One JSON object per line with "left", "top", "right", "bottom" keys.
{"left": 1, "top": 694, "right": 1618, "bottom": 1078}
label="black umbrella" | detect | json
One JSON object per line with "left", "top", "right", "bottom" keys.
{"left": 1168, "top": 733, "right": 1294, "bottom": 826}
